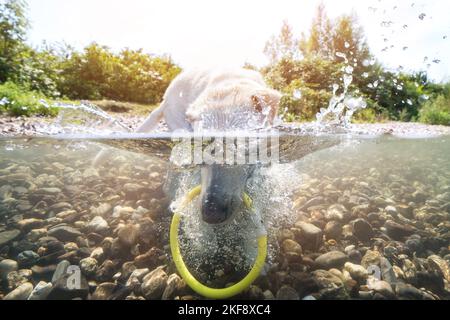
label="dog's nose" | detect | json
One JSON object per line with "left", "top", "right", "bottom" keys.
{"left": 201, "top": 192, "right": 230, "bottom": 224}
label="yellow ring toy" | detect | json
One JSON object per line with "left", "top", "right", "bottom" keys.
{"left": 170, "top": 185, "right": 268, "bottom": 299}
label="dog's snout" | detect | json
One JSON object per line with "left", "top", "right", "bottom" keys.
{"left": 201, "top": 191, "right": 231, "bottom": 224}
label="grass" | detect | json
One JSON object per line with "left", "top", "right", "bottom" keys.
{"left": 0, "top": 81, "right": 158, "bottom": 118}
{"left": 0, "top": 82, "right": 59, "bottom": 117}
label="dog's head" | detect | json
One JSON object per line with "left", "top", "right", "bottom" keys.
{"left": 186, "top": 85, "right": 282, "bottom": 130}
{"left": 186, "top": 83, "right": 281, "bottom": 224}
{"left": 199, "top": 164, "right": 255, "bottom": 224}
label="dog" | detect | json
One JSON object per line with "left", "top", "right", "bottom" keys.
{"left": 97, "top": 68, "right": 282, "bottom": 224}
{"left": 141, "top": 68, "right": 281, "bottom": 224}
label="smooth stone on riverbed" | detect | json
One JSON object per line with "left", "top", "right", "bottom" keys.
{"left": 0, "top": 259, "right": 18, "bottom": 280}
{"left": 162, "top": 274, "right": 183, "bottom": 300}
{"left": 315, "top": 251, "right": 349, "bottom": 270}
{"left": 427, "top": 255, "right": 450, "bottom": 282}
{"left": 344, "top": 262, "right": 368, "bottom": 282}
{"left": 384, "top": 220, "right": 415, "bottom": 240}
{"left": 118, "top": 224, "right": 140, "bottom": 247}
{"left": 17, "top": 250, "right": 40, "bottom": 267}
{"left": 367, "top": 278, "right": 395, "bottom": 299}
{"left": 276, "top": 285, "right": 300, "bottom": 300}
{"left": 4, "top": 282, "right": 34, "bottom": 300}
{"left": 293, "top": 221, "right": 323, "bottom": 251}
{"left": 0, "top": 229, "right": 21, "bottom": 247}
{"left": 51, "top": 260, "right": 71, "bottom": 283}
{"left": 28, "top": 281, "right": 53, "bottom": 300}
{"left": 92, "top": 282, "right": 117, "bottom": 300}
{"left": 87, "top": 216, "right": 109, "bottom": 234}
{"left": 48, "top": 225, "right": 82, "bottom": 242}
{"left": 141, "top": 266, "right": 168, "bottom": 300}
{"left": 79, "top": 257, "right": 98, "bottom": 277}
{"left": 351, "top": 219, "right": 374, "bottom": 242}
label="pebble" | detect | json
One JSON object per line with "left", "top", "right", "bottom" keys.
{"left": 7, "top": 269, "right": 33, "bottom": 290}
{"left": 52, "top": 260, "right": 71, "bottom": 283}
{"left": 395, "top": 283, "right": 431, "bottom": 300}
{"left": 325, "top": 204, "right": 348, "bottom": 221}
{"left": 0, "top": 229, "right": 21, "bottom": 247}
{"left": 87, "top": 216, "right": 109, "bottom": 234}
{"left": 281, "top": 239, "right": 303, "bottom": 255}
{"left": 276, "top": 285, "right": 300, "bottom": 300}
{"left": 28, "top": 281, "right": 53, "bottom": 300}
{"left": 344, "top": 262, "right": 368, "bottom": 282}
{"left": 315, "top": 251, "right": 349, "bottom": 270}
{"left": 427, "top": 255, "right": 450, "bottom": 283}
{"left": 17, "top": 250, "right": 40, "bottom": 267}
{"left": 92, "top": 282, "right": 117, "bottom": 300}
{"left": 0, "top": 259, "right": 18, "bottom": 280}
{"left": 141, "top": 266, "right": 168, "bottom": 300}
{"left": 384, "top": 220, "right": 415, "bottom": 240}
{"left": 361, "top": 250, "right": 381, "bottom": 269}
{"left": 79, "top": 257, "right": 98, "bottom": 277}
{"left": 293, "top": 221, "right": 323, "bottom": 251}
{"left": 118, "top": 224, "right": 140, "bottom": 247}
{"left": 17, "top": 218, "right": 45, "bottom": 232}
{"left": 324, "top": 221, "right": 342, "bottom": 240}
{"left": 47, "top": 225, "right": 82, "bottom": 242}
{"left": 90, "top": 203, "right": 112, "bottom": 216}
{"left": 352, "top": 219, "right": 374, "bottom": 242}
{"left": 162, "top": 274, "right": 183, "bottom": 300}
{"left": 3, "top": 282, "right": 34, "bottom": 300}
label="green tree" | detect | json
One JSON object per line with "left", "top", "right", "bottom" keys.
{"left": 264, "top": 20, "right": 299, "bottom": 65}
{"left": 0, "top": 0, "right": 29, "bottom": 82}
{"left": 299, "top": 3, "right": 334, "bottom": 59}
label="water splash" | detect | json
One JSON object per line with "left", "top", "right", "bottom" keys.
{"left": 315, "top": 53, "right": 367, "bottom": 128}
{"left": 38, "top": 102, "right": 131, "bottom": 136}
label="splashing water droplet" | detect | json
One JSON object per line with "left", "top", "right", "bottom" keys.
{"left": 292, "top": 89, "right": 302, "bottom": 100}
{"left": 362, "top": 72, "right": 369, "bottom": 78}
{"left": 407, "top": 99, "right": 413, "bottom": 106}
{"left": 344, "top": 41, "right": 350, "bottom": 48}
{"left": 344, "top": 65, "right": 354, "bottom": 74}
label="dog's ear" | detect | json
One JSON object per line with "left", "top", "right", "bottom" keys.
{"left": 251, "top": 89, "right": 282, "bottom": 122}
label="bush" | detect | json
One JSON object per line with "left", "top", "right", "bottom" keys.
{"left": 0, "top": 82, "right": 58, "bottom": 116}
{"left": 418, "top": 95, "right": 450, "bottom": 126}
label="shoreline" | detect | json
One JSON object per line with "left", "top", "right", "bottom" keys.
{"left": 1, "top": 115, "right": 450, "bottom": 138}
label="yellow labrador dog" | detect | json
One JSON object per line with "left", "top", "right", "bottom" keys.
{"left": 98, "top": 68, "right": 282, "bottom": 224}
{"left": 136, "top": 68, "right": 281, "bottom": 132}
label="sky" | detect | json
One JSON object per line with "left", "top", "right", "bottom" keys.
{"left": 25, "top": 0, "right": 450, "bottom": 82}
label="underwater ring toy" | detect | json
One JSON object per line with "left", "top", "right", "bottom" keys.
{"left": 170, "top": 185, "right": 267, "bottom": 299}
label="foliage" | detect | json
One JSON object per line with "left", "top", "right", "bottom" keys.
{"left": 419, "top": 90, "right": 450, "bottom": 125}
{"left": 264, "top": 20, "right": 299, "bottom": 65}
{"left": 0, "top": 81, "right": 58, "bottom": 116}
{"left": 58, "top": 44, "right": 181, "bottom": 104}
{"left": 0, "top": 0, "right": 29, "bottom": 82}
